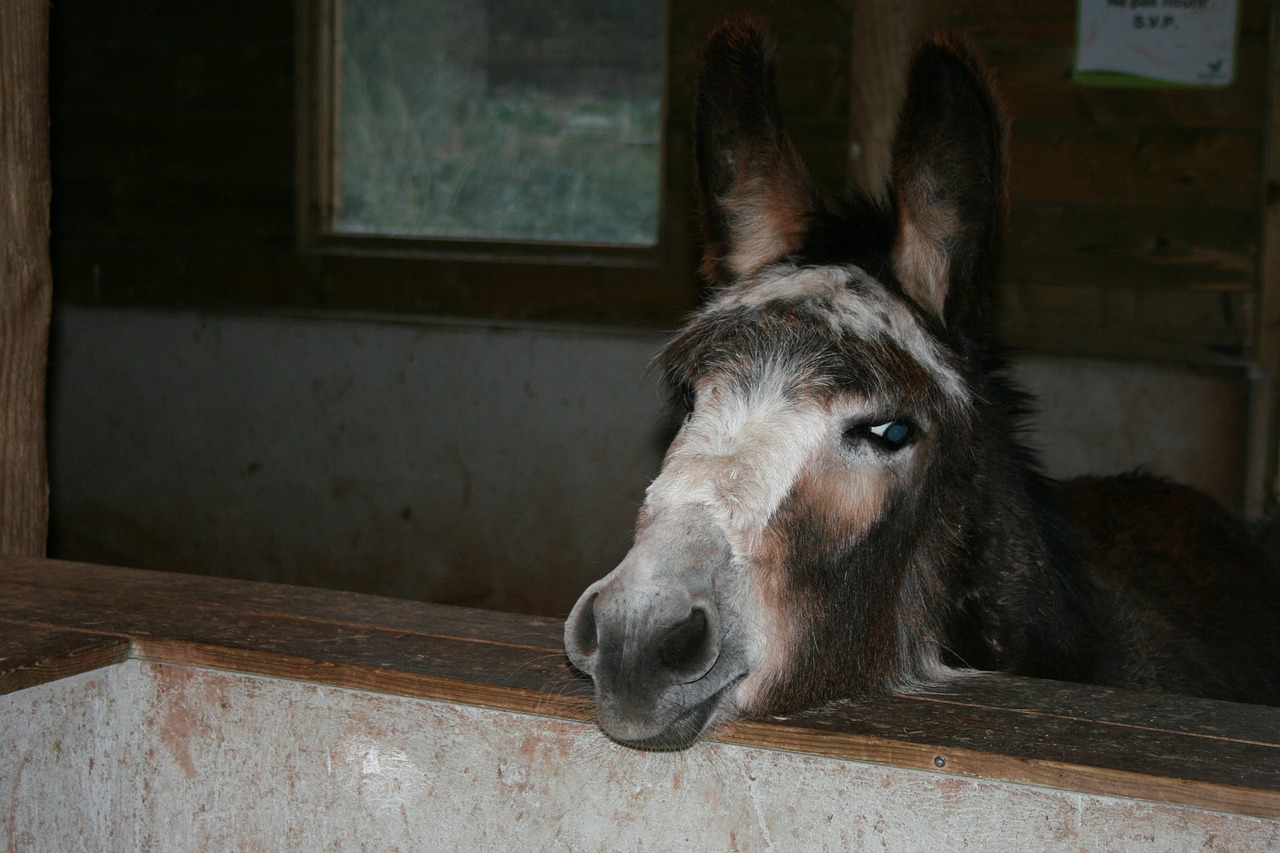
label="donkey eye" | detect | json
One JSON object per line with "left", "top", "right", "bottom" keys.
{"left": 680, "top": 385, "right": 696, "bottom": 414}
{"left": 846, "top": 419, "right": 916, "bottom": 452}
{"left": 870, "top": 421, "right": 912, "bottom": 445}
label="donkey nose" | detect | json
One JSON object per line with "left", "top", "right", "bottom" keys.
{"left": 565, "top": 581, "right": 722, "bottom": 687}
{"left": 565, "top": 589, "right": 601, "bottom": 675}
{"left": 657, "top": 607, "right": 717, "bottom": 682}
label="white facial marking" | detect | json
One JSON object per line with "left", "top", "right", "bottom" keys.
{"left": 638, "top": 364, "right": 834, "bottom": 703}
{"left": 645, "top": 364, "right": 829, "bottom": 561}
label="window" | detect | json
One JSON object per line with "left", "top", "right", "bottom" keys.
{"left": 50, "top": 2, "right": 842, "bottom": 327}
{"left": 295, "top": 0, "right": 696, "bottom": 325}
{"left": 327, "top": 0, "right": 664, "bottom": 246}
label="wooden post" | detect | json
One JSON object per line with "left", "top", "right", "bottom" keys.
{"left": 1256, "top": 4, "right": 1280, "bottom": 508}
{"left": 847, "top": 0, "right": 941, "bottom": 200}
{"left": 0, "top": 0, "right": 53, "bottom": 557}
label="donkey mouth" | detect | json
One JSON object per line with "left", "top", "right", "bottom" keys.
{"left": 597, "top": 675, "right": 743, "bottom": 752}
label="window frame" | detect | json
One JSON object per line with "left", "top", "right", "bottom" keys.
{"left": 295, "top": 0, "right": 699, "bottom": 328}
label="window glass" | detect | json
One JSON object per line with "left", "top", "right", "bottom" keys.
{"left": 335, "top": 0, "right": 664, "bottom": 244}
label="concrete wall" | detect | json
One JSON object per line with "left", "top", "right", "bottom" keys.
{"left": 49, "top": 307, "right": 666, "bottom": 616}
{"left": 5, "top": 660, "right": 1277, "bottom": 851}
{"left": 48, "top": 306, "right": 1265, "bottom": 616}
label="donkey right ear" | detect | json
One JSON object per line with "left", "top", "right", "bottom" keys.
{"left": 890, "top": 36, "right": 1008, "bottom": 326}
{"left": 695, "top": 22, "right": 816, "bottom": 288}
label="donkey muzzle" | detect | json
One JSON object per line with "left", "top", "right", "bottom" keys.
{"left": 564, "top": 514, "right": 743, "bottom": 748}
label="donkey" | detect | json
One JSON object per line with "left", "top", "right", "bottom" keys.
{"left": 563, "top": 22, "right": 1280, "bottom": 751}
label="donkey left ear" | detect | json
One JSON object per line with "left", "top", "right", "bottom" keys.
{"left": 695, "top": 22, "right": 817, "bottom": 288}
{"left": 890, "top": 36, "right": 1008, "bottom": 326}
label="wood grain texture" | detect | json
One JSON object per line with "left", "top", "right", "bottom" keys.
{"left": 0, "top": 0, "right": 53, "bottom": 557}
{"left": 1, "top": 556, "right": 1277, "bottom": 819}
{"left": 986, "top": 42, "right": 1269, "bottom": 131}
{"left": 847, "top": 0, "right": 943, "bottom": 198}
{"left": 0, "top": 624, "right": 130, "bottom": 696}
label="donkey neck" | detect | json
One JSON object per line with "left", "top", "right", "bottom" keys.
{"left": 941, "top": 362, "right": 1093, "bottom": 680}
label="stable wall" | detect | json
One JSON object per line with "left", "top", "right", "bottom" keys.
{"left": 48, "top": 307, "right": 663, "bottom": 615}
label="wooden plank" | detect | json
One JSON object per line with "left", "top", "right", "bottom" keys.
{"left": 0, "top": 580, "right": 585, "bottom": 698}
{"left": 2, "top": 557, "right": 1279, "bottom": 819}
{"left": 746, "top": 696, "right": 1280, "bottom": 790}
{"left": 10, "top": 579, "right": 1278, "bottom": 818}
{"left": 5, "top": 565, "right": 1273, "bottom": 770}
{"left": 847, "top": 0, "right": 933, "bottom": 197}
{"left": 0, "top": 0, "right": 53, "bottom": 558}
{"left": 999, "top": 282, "right": 1249, "bottom": 362}
{"left": 50, "top": 243, "right": 701, "bottom": 328}
{"left": 983, "top": 43, "right": 1268, "bottom": 131}
{"left": 944, "top": 0, "right": 1271, "bottom": 39}
{"left": 721, "top": 710, "right": 1280, "bottom": 820}
{"left": 1008, "top": 126, "right": 1262, "bottom": 211}
{"left": 0, "top": 556, "right": 567, "bottom": 649}
{"left": 914, "top": 672, "right": 1280, "bottom": 747}
{"left": 0, "top": 624, "right": 130, "bottom": 695}
{"left": 669, "top": 47, "right": 849, "bottom": 116}
{"left": 669, "top": 0, "right": 852, "bottom": 44}
{"left": 951, "top": 12, "right": 1271, "bottom": 47}
{"left": 131, "top": 636, "right": 595, "bottom": 724}
{"left": 1001, "top": 205, "right": 1258, "bottom": 294}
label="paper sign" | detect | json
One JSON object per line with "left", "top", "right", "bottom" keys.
{"left": 1075, "top": 0, "right": 1238, "bottom": 87}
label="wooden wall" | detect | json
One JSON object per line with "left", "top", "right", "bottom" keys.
{"left": 947, "top": 0, "right": 1275, "bottom": 362}
{"left": 50, "top": 2, "right": 300, "bottom": 302}
{"left": 50, "top": 0, "right": 1276, "bottom": 363}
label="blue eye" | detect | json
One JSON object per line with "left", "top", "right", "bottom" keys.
{"left": 847, "top": 419, "right": 916, "bottom": 451}
{"left": 871, "top": 421, "right": 912, "bottom": 445}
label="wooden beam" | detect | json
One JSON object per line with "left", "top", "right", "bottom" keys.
{"left": 0, "top": 0, "right": 52, "bottom": 557}
{"left": 1256, "top": 2, "right": 1280, "bottom": 504}
{"left": 847, "top": 0, "right": 937, "bottom": 198}
{"left": 0, "top": 625, "right": 130, "bottom": 696}
{"left": 2, "top": 556, "right": 1277, "bottom": 819}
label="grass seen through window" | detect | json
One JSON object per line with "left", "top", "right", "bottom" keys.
{"left": 335, "top": 0, "right": 663, "bottom": 245}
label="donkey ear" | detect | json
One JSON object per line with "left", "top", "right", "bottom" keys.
{"left": 695, "top": 23, "right": 816, "bottom": 288}
{"left": 890, "top": 36, "right": 1007, "bottom": 325}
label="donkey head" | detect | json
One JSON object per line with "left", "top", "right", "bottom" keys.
{"left": 564, "top": 22, "right": 1008, "bottom": 750}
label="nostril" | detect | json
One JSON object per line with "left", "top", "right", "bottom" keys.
{"left": 569, "top": 591, "right": 599, "bottom": 663}
{"left": 658, "top": 607, "right": 713, "bottom": 678}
